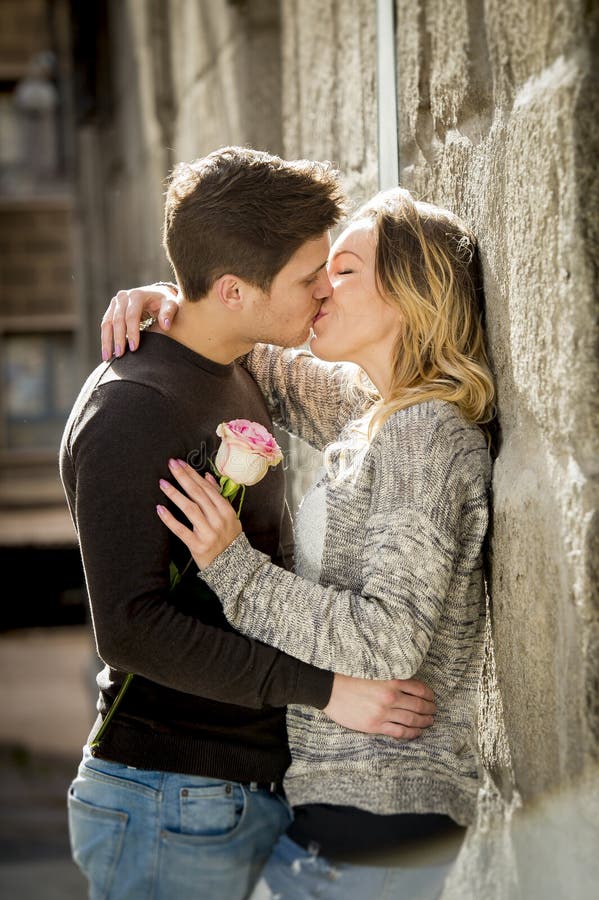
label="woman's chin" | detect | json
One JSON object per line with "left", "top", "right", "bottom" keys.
{"left": 310, "top": 337, "right": 356, "bottom": 368}
{"left": 309, "top": 334, "right": 334, "bottom": 361}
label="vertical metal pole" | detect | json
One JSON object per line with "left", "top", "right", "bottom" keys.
{"left": 376, "top": 0, "right": 399, "bottom": 190}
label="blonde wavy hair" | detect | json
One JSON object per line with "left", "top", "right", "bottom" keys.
{"left": 355, "top": 187, "right": 495, "bottom": 438}
{"left": 323, "top": 188, "right": 496, "bottom": 476}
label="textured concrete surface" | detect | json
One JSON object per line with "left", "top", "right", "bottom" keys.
{"left": 282, "top": 0, "right": 379, "bottom": 206}
{"left": 395, "top": 2, "right": 599, "bottom": 897}
{"left": 281, "top": 1, "right": 598, "bottom": 896}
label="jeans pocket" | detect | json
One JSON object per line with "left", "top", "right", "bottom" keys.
{"left": 177, "top": 781, "right": 245, "bottom": 839}
{"left": 68, "top": 785, "right": 128, "bottom": 898}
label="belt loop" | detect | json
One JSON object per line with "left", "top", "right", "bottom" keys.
{"left": 269, "top": 782, "right": 277, "bottom": 793}
{"left": 249, "top": 781, "right": 259, "bottom": 792}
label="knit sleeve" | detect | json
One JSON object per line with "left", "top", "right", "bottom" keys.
{"left": 240, "top": 343, "right": 369, "bottom": 451}
{"left": 200, "top": 408, "right": 490, "bottom": 679}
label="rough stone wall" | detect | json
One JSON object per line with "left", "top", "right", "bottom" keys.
{"left": 74, "top": 0, "right": 282, "bottom": 369}
{"left": 401, "top": 2, "right": 598, "bottom": 897}
{"left": 281, "top": 0, "right": 598, "bottom": 896}
{"left": 282, "top": 0, "right": 379, "bottom": 207}
{"left": 280, "top": 0, "right": 382, "bottom": 507}
{"left": 169, "top": 0, "right": 282, "bottom": 160}
{"left": 74, "top": 1, "right": 174, "bottom": 363}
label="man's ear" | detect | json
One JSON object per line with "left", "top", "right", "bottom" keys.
{"left": 214, "top": 274, "right": 246, "bottom": 310}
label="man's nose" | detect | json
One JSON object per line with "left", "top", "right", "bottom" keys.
{"left": 314, "top": 269, "right": 332, "bottom": 300}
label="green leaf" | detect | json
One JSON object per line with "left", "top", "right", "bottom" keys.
{"left": 89, "top": 673, "right": 134, "bottom": 750}
{"left": 169, "top": 560, "right": 182, "bottom": 590}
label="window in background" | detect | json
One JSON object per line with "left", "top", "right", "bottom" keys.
{"left": 2, "top": 331, "right": 77, "bottom": 451}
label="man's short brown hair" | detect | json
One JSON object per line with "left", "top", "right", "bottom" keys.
{"left": 163, "top": 145, "right": 347, "bottom": 300}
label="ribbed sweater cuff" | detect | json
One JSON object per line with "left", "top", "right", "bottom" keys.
{"left": 292, "top": 662, "right": 334, "bottom": 710}
{"left": 201, "top": 532, "right": 263, "bottom": 605}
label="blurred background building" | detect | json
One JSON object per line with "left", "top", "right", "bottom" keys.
{"left": 0, "top": 1, "right": 597, "bottom": 898}
{"left": 0, "top": 0, "right": 86, "bottom": 629}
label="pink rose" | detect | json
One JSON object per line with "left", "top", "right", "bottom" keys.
{"left": 215, "top": 419, "right": 283, "bottom": 487}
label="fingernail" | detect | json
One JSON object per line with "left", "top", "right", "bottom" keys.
{"left": 102, "top": 350, "right": 108, "bottom": 362}
{"left": 156, "top": 504, "right": 166, "bottom": 515}
{"left": 168, "top": 458, "right": 181, "bottom": 469}
{"left": 114, "top": 344, "right": 122, "bottom": 357}
{"left": 176, "top": 458, "right": 187, "bottom": 467}
{"left": 128, "top": 339, "right": 136, "bottom": 352}
{"left": 159, "top": 479, "right": 170, "bottom": 489}
{"left": 163, "top": 318, "right": 171, "bottom": 329}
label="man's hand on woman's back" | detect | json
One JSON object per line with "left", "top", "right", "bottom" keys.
{"left": 325, "top": 674, "right": 435, "bottom": 740}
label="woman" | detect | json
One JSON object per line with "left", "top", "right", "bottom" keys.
{"left": 101, "top": 186, "right": 495, "bottom": 899}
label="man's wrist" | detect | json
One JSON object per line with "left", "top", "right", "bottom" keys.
{"left": 294, "top": 665, "right": 334, "bottom": 709}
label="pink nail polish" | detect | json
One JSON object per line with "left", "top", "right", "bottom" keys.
{"left": 156, "top": 504, "right": 166, "bottom": 515}
{"left": 176, "top": 458, "right": 187, "bottom": 467}
{"left": 168, "top": 458, "right": 180, "bottom": 468}
{"left": 115, "top": 344, "right": 122, "bottom": 357}
{"left": 159, "top": 479, "right": 170, "bottom": 489}
{"left": 129, "top": 339, "right": 136, "bottom": 352}
{"left": 163, "top": 318, "right": 171, "bottom": 329}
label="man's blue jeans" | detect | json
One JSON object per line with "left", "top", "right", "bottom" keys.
{"left": 67, "top": 745, "right": 292, "bottom": 900}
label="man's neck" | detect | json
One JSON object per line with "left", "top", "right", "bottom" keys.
{"left": 151, "top": 297, "right": 253, "bottom": 364}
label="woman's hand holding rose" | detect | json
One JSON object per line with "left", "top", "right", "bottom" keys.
{"left": 157, "top": 459, "right": 242, "bottom": 570}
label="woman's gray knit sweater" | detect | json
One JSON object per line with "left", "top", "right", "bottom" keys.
{"left": 202, "top": 344, "right": 492, "bottom": 826}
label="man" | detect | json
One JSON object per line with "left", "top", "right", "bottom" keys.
{"left": 61, "top": 146, "right": 435, "bottom": 900}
